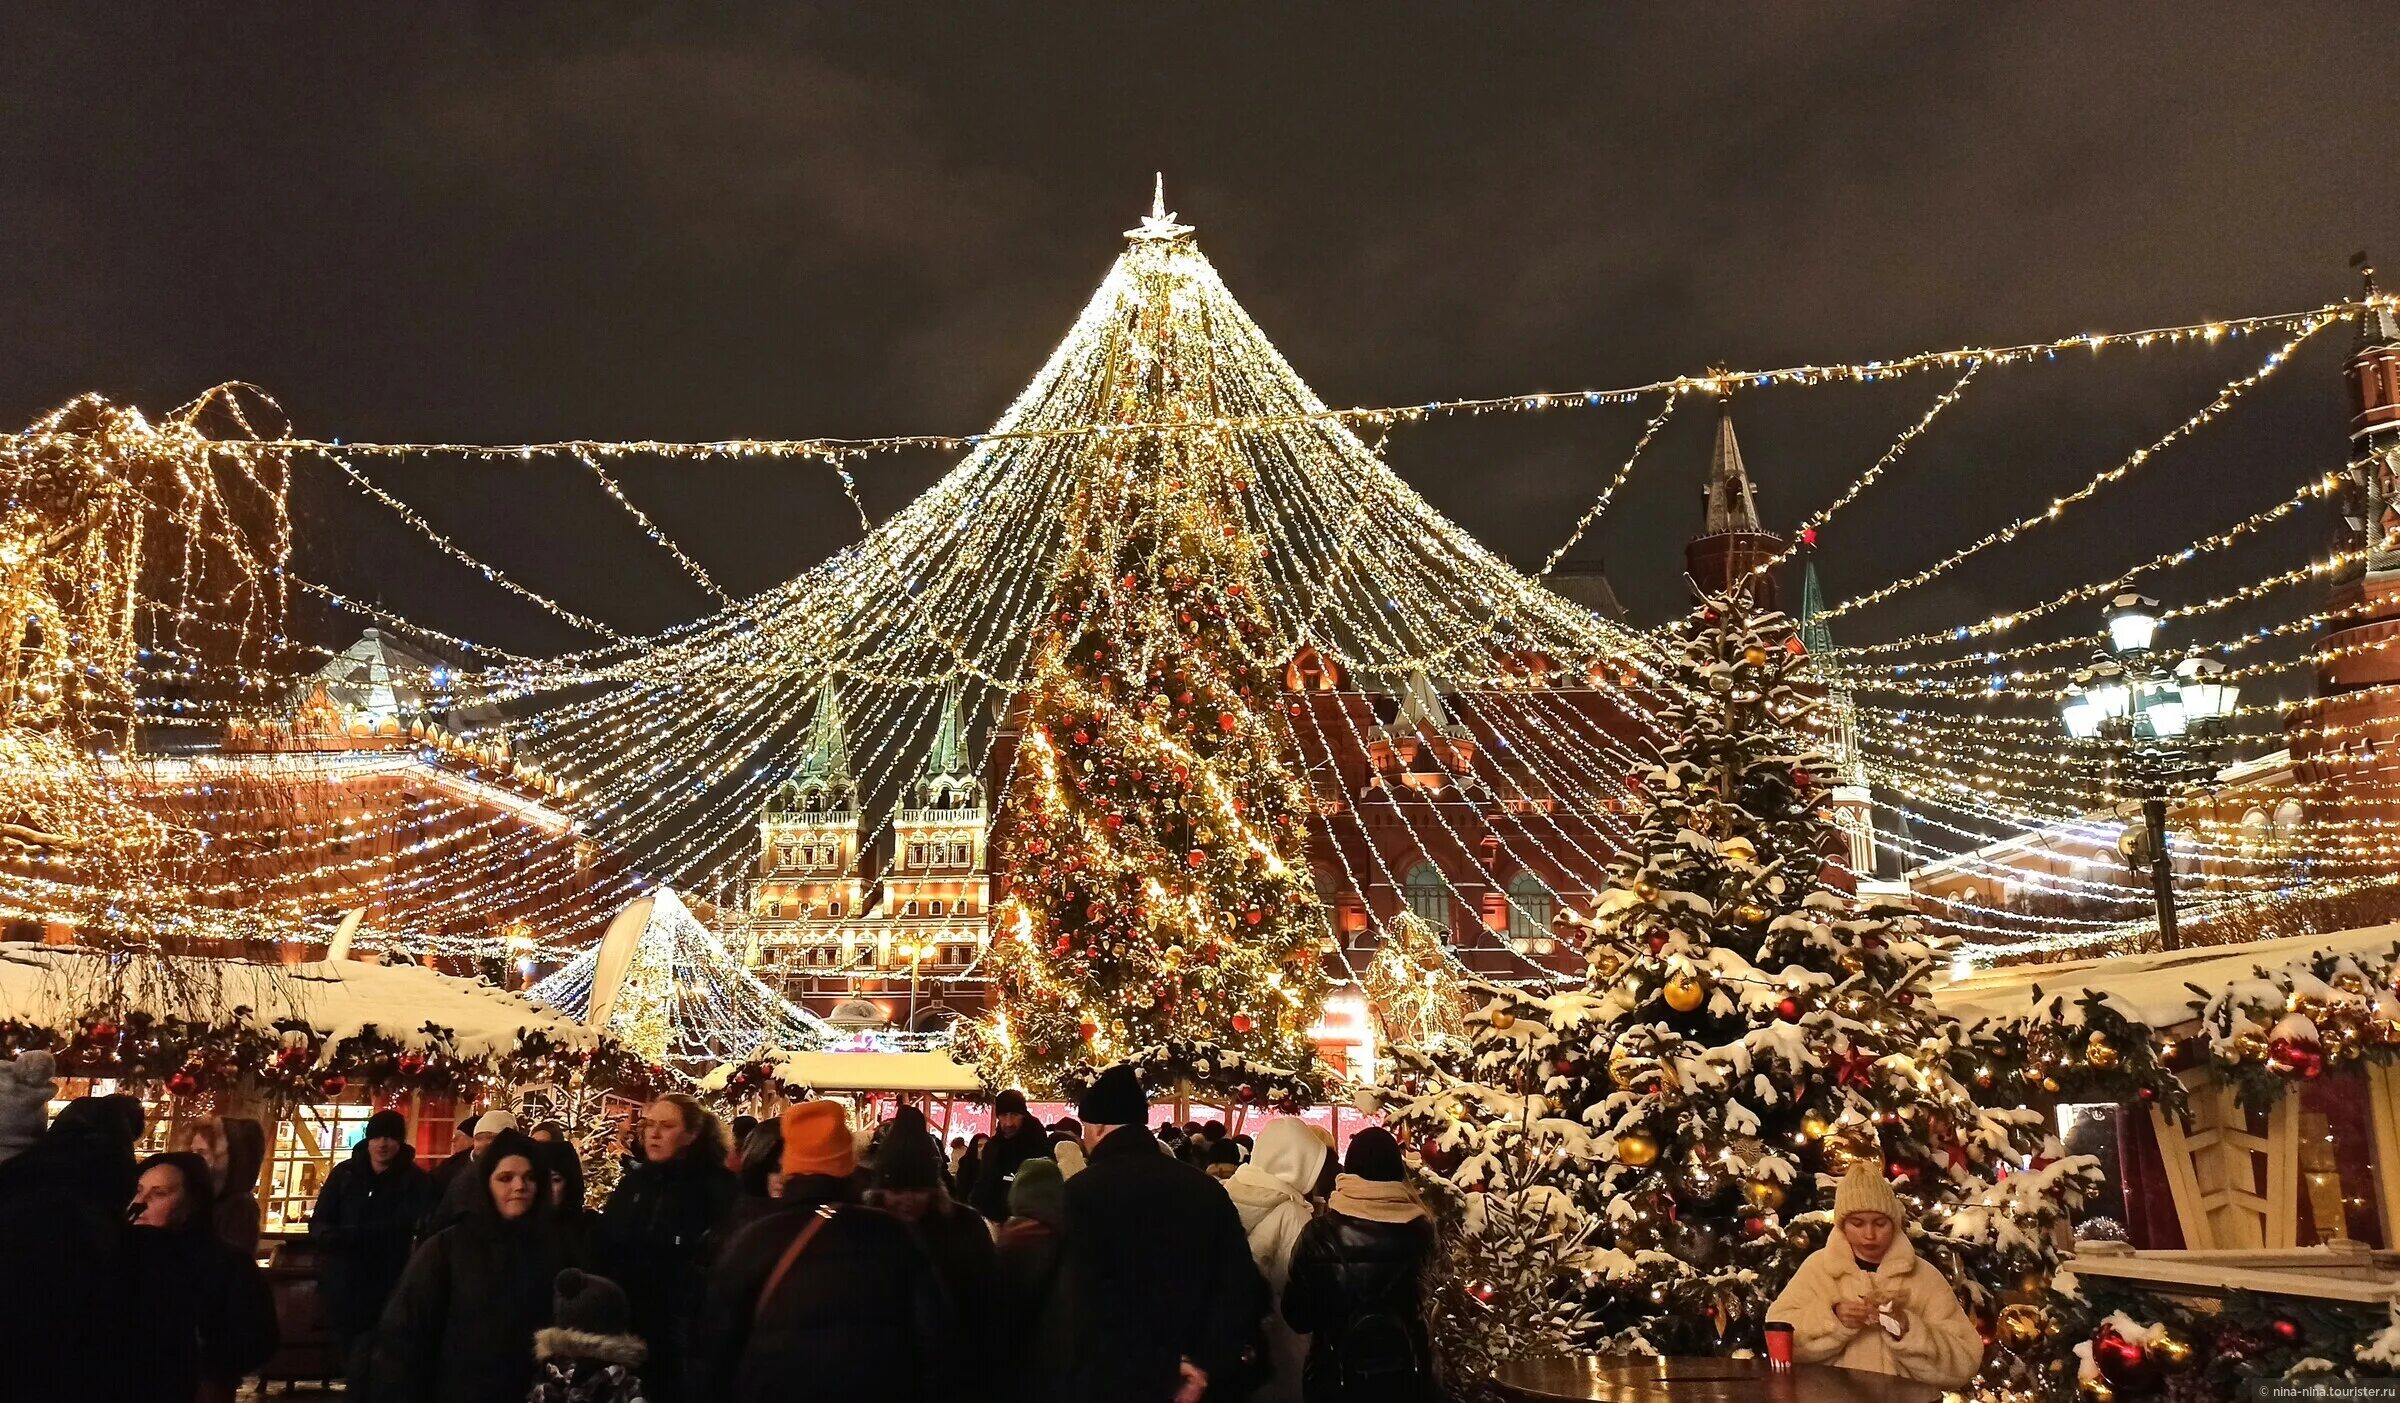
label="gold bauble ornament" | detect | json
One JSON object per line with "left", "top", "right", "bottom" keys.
{"left": 1821, "top": 1131, "right": 1875, "bottom": 1174}
{"left": 1488, "top": 1009, "right": 1517, "bottom": 1031}
{"left": 1997, "top": 1303, "right": 2045, "bottom": 1348}
{"left": 2077, "top": 1376, "right": 2116, "bottom": 1403}
{"left": 1799, "top": 1109, "right": 1832, "bottom": 1141}
{"left": 1743, "top": 1176, "right": 1787, "bottom": 1211}
{"left": 1663, "top": 972, "right": 1708, "bottom": 1014}
{"left": 1615, "top": 1131, "right": 1661, "bottom": 1167}
{"left": 2041, "top": 1075, "right": 2062, "bottom": 1093}
{"left": 2151, "top": 1328, "right": 2196, "bottom": 1371}
{"left": 1734, "top": 902, "right": 1770, "bottom": 925}
{"left": 1633, "top": 878, "right": 1661, "bottom": 903}
{"left": 1588, "top": 950, "right": 1624, "bottom": 980}
{"left": 2084, "top": 1032, "right": 2120, "bottom": 1068}
{"left": 1742, "top": 645, "right": 1770, "bottom": 667}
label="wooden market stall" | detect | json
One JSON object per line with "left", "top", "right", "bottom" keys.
{"left": 1937, "top": 923, "right": 2400, "bottom": 1253}
{"left": 0, "top": 939, "right": 658, "bottom": 1382}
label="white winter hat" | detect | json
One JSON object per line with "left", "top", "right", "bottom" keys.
{"left": 1831, "top": 1162, "right": 1903, "bottom": 1222}
{"left": 0, "top": 1050, "right": 59, "bottom": 1161}
{"left": 474, "top": 1110, "right": 521, "bottom": 1136}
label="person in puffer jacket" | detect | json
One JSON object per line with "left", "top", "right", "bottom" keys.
{"left": 1280, "top": 1129, "right": 1435, "bottom": 1403}
{"left": 1223, "top": 1118, "right": 1331, "bottom": 1403}
{"left": 529, "top": 1269, "right": 650, "bottom": 1403}
{"left": 1765, "top": 1163, "right": 1984, "bottom": 1388}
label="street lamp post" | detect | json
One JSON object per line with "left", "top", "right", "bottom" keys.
{"left": 2057, "top": 593, "right": 2239, "bottom": 952}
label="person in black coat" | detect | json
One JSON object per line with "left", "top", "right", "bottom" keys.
{"left": 987, "top": 1154, "right": 1072, "bottom": 1403}
{"left": 1061, "top": 1065, "right": 1268, "bottom": 1403}
{"left": 595, "top": 1093, "right": 735, "bottom": 1403}
{"left": 373, "top": 1129, "right": 575, "bottom": 1403}
{"left": 0, "top": 1096, "right": 143, "bottom": 1400}
{"left": 310, "top": 1108, "right": 433, "bottom": 1388}
{"left": 688, "top": 1100, "right": 953, "bottom": 1403}
{"left": 542, "top": 1136, "right": 601, "bottom": 1265}
{"left": 868, "top": 1104, "right": 995, "bottom": 1344}
{"left": 969, "top": 1088, "right": 1055, "bottom": 1223}
{"left": 125, "top": 1149, "right": 282, "bottom": 1402}
{"left": 1279, "top": 1129, "right": 1437, "bottom": 1403}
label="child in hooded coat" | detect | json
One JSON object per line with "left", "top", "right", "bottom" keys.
{"left": 530, "top": 1269, "right": 650, "bottom": 1403}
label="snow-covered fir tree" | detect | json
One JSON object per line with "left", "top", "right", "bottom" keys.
{"left": 1384, "top": 584, "right": 2093, "bottom": 1365}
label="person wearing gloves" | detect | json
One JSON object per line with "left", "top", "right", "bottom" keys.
{"left": 0, "top": 1049, "right": 56, "bottom": 1164}
{"left": 1764, "top": 1163, "right": 1984, "bottom": 1388}
{"left": 1223, "top": 1117, "right": 1332, "bottom": 1403}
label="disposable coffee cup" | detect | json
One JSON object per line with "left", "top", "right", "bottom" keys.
{"left": 1763, "top": 1322, "right": 1794, "bottom": 1369}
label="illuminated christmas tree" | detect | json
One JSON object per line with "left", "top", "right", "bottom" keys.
{"left": 1387, "top": 584, "right": 2090, "bottom": 1362}
{"left": 975, "top": 183, "right": 1331, "bottom": 1105}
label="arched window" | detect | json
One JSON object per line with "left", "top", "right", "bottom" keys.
{"left": 2273, "top": 799, "right": 2305, "bottom": 840}
{"left": 1505, "top": 872, "right": 1554, "bottom": 941}
{"left": 2241, "top": 807, "right": 2271, "bottom": 852}
{"left": 1404, "top": 863, "right": 1451, "bottom": 929}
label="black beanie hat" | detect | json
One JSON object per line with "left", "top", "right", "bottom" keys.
{"left": 873, "top": 1105, "right": 944, "bottom": 1191}
{"left": 1076, "top": 1064, "right": 1146, "bottom": 1126}
{"left": 993, "top": 1088, "right": 1030, "bottom": 1118}
{"left": 1343, "top": 1127, "right": 1407, "bottom": 1182}
{"left": 363, "top": 1109, "right": 408, "bottom": 1144}
{"left": 552, "top": 1268, "right": 632, "bottom": 1338}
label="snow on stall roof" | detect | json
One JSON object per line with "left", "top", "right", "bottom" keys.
{"left": 1932, "top": 923, "right": 2400, "bottom": 1031}
{"left": 695, "top": 1047, "right": 982, "bottom": 1095}
{"left": 0, "top": 942, "right": 597, "bottom": 1057}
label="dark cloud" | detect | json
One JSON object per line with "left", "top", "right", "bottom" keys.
{"left": 0, "top": 4, "right": 2391, "bottom": 654}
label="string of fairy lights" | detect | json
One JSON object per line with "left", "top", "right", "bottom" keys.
{"left": 4, "top": 184, "right": 2398, "bottom": 1031}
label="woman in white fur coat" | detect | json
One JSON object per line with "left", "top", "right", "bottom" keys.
{"left": 1764, "top": 1163, "right": 1985, "bottom": 1388}
{"left": 1222, "top": 1118, "right": 1333, "bottom": 1403}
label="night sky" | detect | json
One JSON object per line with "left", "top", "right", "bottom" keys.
{"left": 6, "top": 6, "right": 2396, "bottom": 668}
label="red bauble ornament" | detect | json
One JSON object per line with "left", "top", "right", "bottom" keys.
{"left": 1889, "top": 1159, "right": 1923, "bottom": 1183}
{"left": 320, "top": 1074, "right": 347, "bottom": 1098}
{"left": 1743, "top": 1215, "right": 1770, "bottom": 1237}
{"left": 1072, "top": 729, "right": 1091, "bottom": 745}
{"left": 1217, "top": 713, "right": 1237, "bottom": 733}
{"left": 1244, "top": 909, "right": 1263, "bottom": 926}
{"left": 1053, "top": 936, "right": 1074, "bottom": 956}
{"left": 1187, "top": 851, "right": 1207, "bottom": 867}
{"left": 1104, "top": 814, "right": 1124, "bottom": 830}
{"left": 2092, "top": 1325, "right": 2155, "bottom": 1388}
{"left": 1177, "top": 691, "right": 1193, "bottom": 706}
{"left": 90, "top": 1021, "right": 118, "bottom": 1042}
{"left": 1232, "top": 1014, "right": 1254, "bottom": 1034}
{"left": 397, "top": 1052, "right": 426, "bottom": 1076}
{"left": 167, "top": 1070, "right": 200, "bottom": 1097}
{"left": 1799, "top": 526, "right": 1818, "bottom": 547}
{"left": 1027, "top": 838, "right": 1048, "bottom": 856}
{"left": 2270, "top": 1036, "right": 2326, "bottom": 1079}
{"left": 1119, "top": 573, "right": 1138, "bottom": 591}
{"left": 2271, "top": 1317, "right": 2303, "bottom": 1343}
{"left": 1078, "top": 1018, "right": 1099, "bottom": 1041}
{"left": 1791, "top": 768, "right": 1814, "bottom": 789}
{"left": 1777, "top": 997, "right": 1803, "bottom": 1022}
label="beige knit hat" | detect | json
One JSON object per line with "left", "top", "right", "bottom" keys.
{"left": 1831, "top": 1162, "right": 1903, "bottom": 1222}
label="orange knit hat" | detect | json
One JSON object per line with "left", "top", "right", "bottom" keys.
{"left": 780, "top": 1100, "right": 856, "bottom": 1178}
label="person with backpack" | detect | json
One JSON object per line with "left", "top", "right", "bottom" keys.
{"left": 987, "top": 1155, "right": 1072, "bottom": 1403}
{"left": 688, "top": 1100, "right": 954, "bottom": 1403}
{"left": 1279, "top": 1128, "right": 1436, "bottom": 1403}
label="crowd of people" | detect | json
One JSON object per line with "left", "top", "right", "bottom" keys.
{"left": 0, "top": 1053, "right": 1438, "bottom": 1403}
